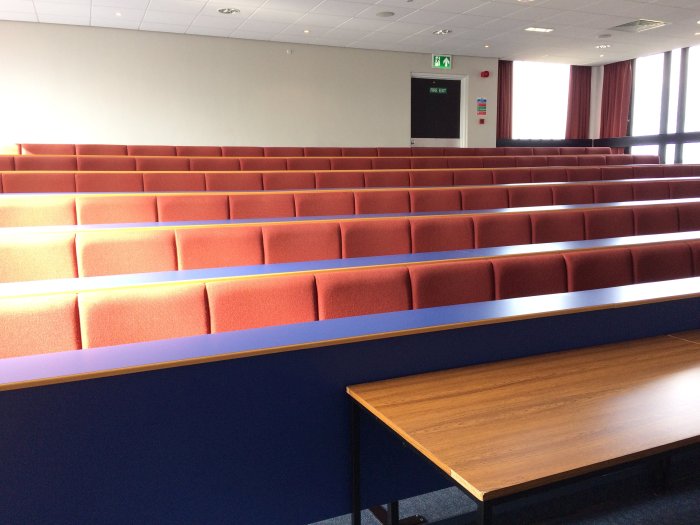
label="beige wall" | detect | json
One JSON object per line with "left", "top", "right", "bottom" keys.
{"left": 0, "top": 21, "right": 498, "bottom": 148}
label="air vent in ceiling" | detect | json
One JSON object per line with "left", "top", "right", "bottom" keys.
{"left": 610, "top": 19, "right": 668, "bottom": 33}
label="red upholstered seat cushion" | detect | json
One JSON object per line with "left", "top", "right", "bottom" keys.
{"left": 633, "top": 165, "right": 663, "bottom": 179}
{"left": 633, "top": 205, "right": 679, "bottom": 235}
{"left": 678, "top": 203, "right": 700, "bottom": 231}
{"left": 229, "top": 194, "right": 295, "bottom": 219}
{"left": 305, "top": 147, "right": 342, "bottom": 157}
{"left": 176, "top": 146, "right": 221, "bottom": 156}
{"left": 205, "top": 172, "right": 262, "bottom": 191}
{"left": 2, "top": 172, "right": 76, "bottom": 193}
{"left": 564, "top": 248, "right": 633, "bottom": 291}
{"left": 453, "top": 169, "right": 493, "bottom": 185}
{"left": 330, "top": 158, "right": 372, "bottom": 170}
{"left": 372, "top": 158, "right": 411, "bottom": 170}
{"left": 341, "top": 219, "right": 410, "bottom": 258}
{"left": 189, "top": 158, "right": 241, "bottom": 171}
{"left": 633, "top": 155, "right": 660, "bottom": 164}
{"left": 0, "top": 195, "right": 76, "bottom": 227}
{"left": 263, "top": 172, "right": 315, "bottom": 190}
{"left": 670, "top": 180, "right": 700, "bottom": 199}
{"left": 143, "top": 172, "right": 205, "bottom": 191}
{"left": 461, "top": 187, "right": 509, "bottom": 210}
{"left": 157, "top": 195, "right": 229, "bottom": 222}
{"left": 342, "top": 148, "right": 377, "bottom": 157}
{"left": 593, "top": 183, "right": 633, "bottom": 203}
{"left": 410, "top": 189, "right": 461, "bottom": 212}
{"left": 631, "top": 243, "right": 693, "bottom": 283}
{"left": 21, "top": 144, "right": 75, "bottom": 155}
{"left": 176, "top": 226, "right": 263, "bottom": 270}
{"left": 533, "top": 147, "right": 560, "bottom": 155}
{"left": 633, "top": 182, "right": 669, "bottom": 201}
{"left": 316, "top": 266, "right": 411, "bottom": 320}
{"left": 474, "top": 213, "right": 531, "bottom": 248}
{"left": 0, "top": 233, "right": 77, "bottom": 282}
{"left": 135, "top": 157, "right": 190, "bottom": 171}
{"left": 75, "top": 171, "right": 143, "bottom": 192}
{"left": 409, "top": 170, "right": 453, "bottom": 187}
{"left": 377, "top": 147, "right": 411, "bottom": 157}
{"left": 409, "top": 260, "right": 494, "bottom": 309}
{"left": 207, "top": 274, "right": 317, "bottom": 332}
{"left": 515, "top": 156, "right": 547, "bottom": 167}
{"left": 566, "top": 167, "right": 601, "bottom": 182}
{"left": 411, "top": 157, "right": 448, "bottom": 169}
{"left": 222, "top": 146, "right": 264, "bottom": 157}
{"left": 601, "top": 166, "right": 634, "bottom": 181}
{"left": 548, "top": 156, "right": 579, "bottom": 166}
{"left": 508, "top": 186, "right": 552, "bottom": 208}
{"left": 447, "top": 157, "right": 483, "bottom": 168}
{"left": 552, "top": 185, "right": 594, "bottom": 205}
{"left": 0, "top": 294, "right": 81, "bottom": 357}
{"left": 493, "top": 254, "right": 567, "bottom": 299}
{"left": 663, "top": 164, "right": 693, "bottom": 177}
{"left": 76, "top": 229, "right": 177, "bottom": 277}
{"left": 239, "top": 158, "right": 287, "bottom": 171}
{"left": 410, "top": 216, "right": 474, "bottom": 253}
{"left": 584, "top": 209, "right": 634, "bottom": 239}
{"left": 354, "top": 190, "right": 410, "bottom": 214}
{"left": 315, "top": 171, "right": 364, "bottom": 189}
{"left": 605, "top": 155, "right": 633, "bottom": 165}
{"left": 483, "top": 156, "right": 515, "bottom": 168}
{"left": 493, "top": 168, "right": 530, "bottom": 184}
{"left": 76, "top": 195, "right": 156, "bottom": 225}
{"left": 264, "top": 147, "right": 304, "bottom": 157}
{"left": 531, "top": 211, "right": 585, "bottom": 243}
{"left": 294, "top": 191, "right": 354, "bottom": 217}
{"left": 364, "top": 171, "right": 409, "bottom": 188}
{"left": 505, "top": 147, "right": 533, "bottom": 156}
{"left": 79, "top": 283, "right": 209, "bottom": 348}
{"left": 76, "top": 156, "right": 136, "bottom": 171}
{"left": 263, "top": 223, "right": 341, "bottom": 263}
{"left": 577, "top": 155, "right": 605, "bottom": 166}
{"left": 560, "top": 147, "right": 586, "bottom": 155}
{"left": 586, "top": 147, "right": 612, "bottom": 154}
{"left": 287, "top": 158, "right": 331, "bottom": 171}
{"left": 127, "top": 145, "right": 176, "bottom": 156}
{"left": 15, "top": 156, "right": 77, "bottom": 171}
{"left": 531, "top": 168, "right": 566, "bottom": 183}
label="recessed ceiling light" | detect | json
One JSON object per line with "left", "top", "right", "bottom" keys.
{"left": 484, "top": 44, "right": 490, "bottom": 48}
{"left": 517, "top": 0, "right": 534, "bottom": 2}
{"left": 218, "top": 8, "right": 240, "bottom": 15}
{"left": 525, "top": 27, "right": 553, "bottom": 33}
{"left": 376, "top": 11, "right": 395, "bottom": 17}
{"left": 596, "top": 44, "right": 611, "bottom": 49}
{"left": 696, "top": 32, "right": 700, "bottom": 36}
{"left": 600, "top": 54, "right": 605, "bottom": 58}
{"left": 303, "top": 29, "right": 310, "bottom": 34}
{"left": 433, "top": 29, "right": 452, "bottom": 35}
{"left": 115, "top": 12, "right": 121, "bottom": 17}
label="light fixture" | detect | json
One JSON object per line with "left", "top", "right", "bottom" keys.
{"left": 524, "top": 27, "right": 553, "bottom": 33}
{"left": 218, "top": 8, "right": 240, "bottom": 15}
{"left": 596, "top": 44, "right": 611, "bottom": 49}
{"left": 115, "top": 12, "right": 122, "bottom": 17}
{"left": 484, "top": 44, "right": 490, "bottom": 48}
{"left": 303, "top": 29, "right": 310, "bottom": 34}
{"left": 600, "top": 54, "right": 605, "bottom": 58}
{"left": 433, "top": 29, "right": 452, "bottom": 35}
{"left": 376, "top": 11, "right": 395, "bottom": 17}
{"left": 517, "top": 0, "right": 535, "bottom": 2}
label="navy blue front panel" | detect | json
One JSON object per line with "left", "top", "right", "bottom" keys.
{"left": 0, "top": 299, "right": 698, "bottom": 524}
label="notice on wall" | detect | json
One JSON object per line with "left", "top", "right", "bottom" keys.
{"left": 476, "top": 98, "right": 487, "bottom": 116}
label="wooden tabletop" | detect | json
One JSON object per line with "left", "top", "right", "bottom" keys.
{"left": 347, "top": 331, "right": 700, "bottom": 501}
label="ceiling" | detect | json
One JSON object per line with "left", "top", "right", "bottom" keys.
{"left": 2, "top": 0, "right": 700, "bottom": 65}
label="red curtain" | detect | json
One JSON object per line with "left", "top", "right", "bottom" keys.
{"left": 497, "top": 60, "right": 513, "bottom": 140}
{"left": 600, "top": 60, "right": 633, "bottom": 152}
{"left": 565, "top": 65, "right": 591, "bottom": 139}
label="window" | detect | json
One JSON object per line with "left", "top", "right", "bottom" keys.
{"left": 631, "top": 53, "right": 664, "bottom": 137}
{"left": 686, "top": 46, "right": 700, "bottom": 133}
{"left": 512, "top": 61, "right": 570, "bottom": 140}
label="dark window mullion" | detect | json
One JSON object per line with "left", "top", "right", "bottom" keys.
{"left": 675, "top": 47, "right": 689, "bottom": 164}
{"left": 659, "top": 51, "right": 672, "bottom": 163}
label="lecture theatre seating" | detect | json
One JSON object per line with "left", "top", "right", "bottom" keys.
{"left": 0, "top": 163, "right": 696, "bottom": 192}
{"left": 1, "top": 201, "right": 698, "bottom": 282}
{"left": 1, "top": 180, "right": 699, "bottom": 226}
{"left": 1, "top": 236, "right": 699, "bottom": 359}
{"left": 0, "top": 153, "right": 657, "bottom": 173}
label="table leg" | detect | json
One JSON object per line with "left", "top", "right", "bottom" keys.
{"left": 351, "top": 401, "right": 361, "bottom": 525}
{"left": 476, "top": 501, "right": 492, "bottom": 525}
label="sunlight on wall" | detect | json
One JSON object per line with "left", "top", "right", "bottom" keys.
{"left": 512, "top": 61, "right": 570, "bottom": 140}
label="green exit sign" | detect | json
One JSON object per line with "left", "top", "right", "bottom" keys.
{"left": 429, "top": 87, "right": 447, "bottom": 94}
{"left": 432, "top": 54, "right": 452, "bottom": 70}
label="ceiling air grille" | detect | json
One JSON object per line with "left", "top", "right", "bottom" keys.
{"left": 610, "top": 19, "right": 668, "bottom": 33}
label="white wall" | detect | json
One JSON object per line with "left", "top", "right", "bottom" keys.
{"left": 0, "top": 21, "right": 498, "bottom": 148}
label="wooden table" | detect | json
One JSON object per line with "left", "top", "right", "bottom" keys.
{"left": 348, "top": 331, "right": 700, "bottom": 524}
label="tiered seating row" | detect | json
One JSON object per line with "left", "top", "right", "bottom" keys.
{"left": 3, "top": 202, "right": 699, "bottom": 283}
{"left": 0, "top": 154, "right": 657, "bottom": 173}
{"left": 10, "top": 144, "right": 614, "bottom": 157}
{"left": 3, "top": 181, "right": 699, "bottom": 227}
{"left": 3, "top": 238, "right": 699, "bottom": 359}
{"left": 1, "top": 164, "right": 695, "bottom": 193}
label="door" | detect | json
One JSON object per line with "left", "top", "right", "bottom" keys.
{"left": 411, "top": 77, "right": 462, "bottom": 147}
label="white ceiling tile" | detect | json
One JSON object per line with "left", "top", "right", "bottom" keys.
{"left": 186, "top": 26, "right": 234, "bottom": 37}
{"left": 427, "top": 0, "right": 488, "bottom": 14}
{"left": 0, "top": 10, "right": 37, "bottom": 21}
{"left": 381, "top": 21, "right": 433, "bottom": 35}
{"left": 199, "top": 3, "right": 257, "bottom": 17}
{"left": 141, "top": 10, "right": 197, "bottom": 25}
{"left": 377, "top": 0, "right": 436, "bottom": 8}
{"left": 139, "top": 21, "right": 191, "bottom": 32}
{"left": 467, "top": 1, "right": 524, "bottom": 18}
{"left": 295, "top": 12, "right": 350, "bottom": 27}
{"left": 442, "top": 13, "right": 497, "bottom": 29}
{"left": 34, "top": 1, "right": 89, "bottom": 16}
{"left": 91, "top": 6, "right": 143, "bottom": 22}
{"left": 312, "top": 0, "right": 371, "bottom": 16}
{"left": 237, "top": 19, "right": 291, "bottom": 33}
{"left": 92, "top": 17, "right": 140, "bottom": 29}
{"left": 190, "top": 14, "right": 245, "bottom": 29}
{"left": 92, "top": 0, "right": 149, "bottom": 8}
{"left": 503, "top": 6, "right": 561, "bottom": 21}
{"left": 337, "top": 17, "right": 392, "bottom": 31}
{"left": 263, "top": 0, "right": 325, "bottom": 11}
{"left": 0, "top": 0, "right": 34, "bottom": 13}
{"left": 247, "top": 8, "right": 304, "bottom": 23}
{"left": 398, "top": 9, "right": 453, "bottom": 25}
{"left": 355, "top": 4, "right": 415, "bottom": 20}
{"left": 37, "top": 13, "right": 90, "bottom": 24}
{"left": 146, "top": 0, "right": 205, "bottom": 14}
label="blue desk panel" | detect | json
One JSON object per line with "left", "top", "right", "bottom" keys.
{"left": 0, "top": 281, "right": 699, "bottom": 523}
